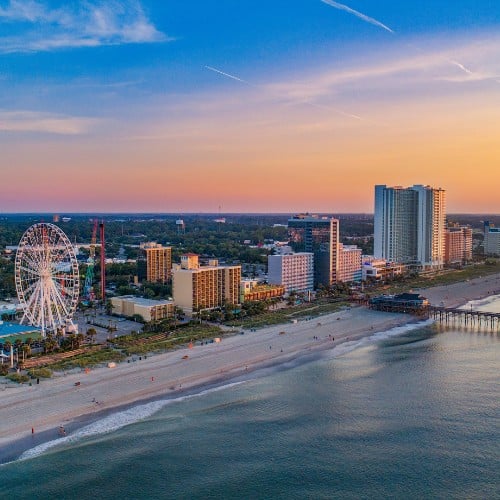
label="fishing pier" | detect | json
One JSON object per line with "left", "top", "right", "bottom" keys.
{"left": 426, "top": 306, "right": 500, "bottom": 330}
{"left": 369, "top": 293, "right": 500, "bottom": 331}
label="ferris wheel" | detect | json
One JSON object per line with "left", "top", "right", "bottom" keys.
{"left": 15, "top": 223, "right": 80, "bottom": 337}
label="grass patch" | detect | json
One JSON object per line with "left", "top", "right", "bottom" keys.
{"left": 27, "top": 367, "right": 53, "bottom": 379}
{"left": 6, "top": 373, "right": 30, "bottom": 384}
{"left": 226, "top": 299, "right": 349, "bottom": 329}
{"left": 49, "top": 348, "right": 126, "bottom": 371}
{"left": 113, "top": 324, "right": 224, "bottom": 355}
{"left": 378, "top": 261, "right": 500, "bottom": 296}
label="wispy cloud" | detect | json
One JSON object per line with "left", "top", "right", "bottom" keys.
{"left": 264, "top": 36, "right": 500, "bottom": 102}
{"left": 320, "top": 0, "right": 394, "bottom": 33}
{"left": 0, "top": 110, "right": 99, "bottom": 134}
{"left": 0, "top": 0, "right": 169, "bottom": 53}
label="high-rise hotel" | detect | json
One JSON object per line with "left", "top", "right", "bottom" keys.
{"left": 172, "top": 254, "right": 241, "bottom": 316}
{"left": 143, "top": 243, "right": 172, "bottom": 283}
{"left": 374, "top": 184, "right": 446, "bottom": 270}
{"left": 288, "top": 214, "right": 339, "bottom": 287}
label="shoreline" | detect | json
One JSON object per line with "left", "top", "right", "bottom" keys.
{"left": 2, "top": 273, "right": 500, "bottom": 464}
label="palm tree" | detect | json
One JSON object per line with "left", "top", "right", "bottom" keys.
{"left": 86, "top": 327, "right": 97, "bottom": 344}
{"left": 43, "top": 336, "right": 57, "bottom": 354}
{"left": 14, "top": 339, "right": 23, "bottom": 363}
{"left": 21, "top": 344, "right": 31, "bottom": 362}
{"left": 55, "top": 328, "right": 64, "bottom": 347}
{"left": 76, "top": 333, "right": 85, "bottom": 348}
{"left": 67, "top": 333, "right": 77, "bottom": 350}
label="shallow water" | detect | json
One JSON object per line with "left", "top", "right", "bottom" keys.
{"left": 1, "top": 302, "right": 498, "bottom": 499}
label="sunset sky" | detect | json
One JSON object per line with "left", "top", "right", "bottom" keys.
{"left": 1, "top": 0, "right": 499, "bottom": 213}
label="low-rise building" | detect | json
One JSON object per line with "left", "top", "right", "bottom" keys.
{"left": 268, "top": 252, "right": 314, "bottom": 294}
{"left": 362, "top": 256, "right": 405, "bottom": 282}
{"left": 240, "top": 279, "right": 285, "bottom": 302}
{"left": 111, "top": 296, "right": 175, "bottom": 322}
{"left": 172, "top": 254, "right": 241, "bottom": 316}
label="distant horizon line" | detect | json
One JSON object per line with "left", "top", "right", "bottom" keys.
{"left": 1, "top": 212, "right": 499, "bottom": 217}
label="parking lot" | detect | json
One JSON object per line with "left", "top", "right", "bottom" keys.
{"left": 74, "top": 307, "right": 143, "bottom": 344}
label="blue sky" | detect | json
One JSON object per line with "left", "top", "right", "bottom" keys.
{"left": 1, "top": 1, "right": 499, "bottom": 212}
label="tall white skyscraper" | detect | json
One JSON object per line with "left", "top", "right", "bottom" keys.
{"left": 374, "top": 184, "right": 446, "bottom": 269}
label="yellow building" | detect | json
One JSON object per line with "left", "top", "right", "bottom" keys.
{"left": 111, "top": 296, "right": 175, "bottom": 322}
{"left": 240, "top": 280, "right": 285, "bottom": 302}
{"left": 172, "top": 254, "right": 241, "bottom": 316}
{"left": 144, "top": 244, "right": 172, "bottom": 283}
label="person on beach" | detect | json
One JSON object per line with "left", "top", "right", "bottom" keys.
{"left": 59, "top": 426, "right": 66, "bottom": 436}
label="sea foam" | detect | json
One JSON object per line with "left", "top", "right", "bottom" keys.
{"left": 17, "top": 381, "right": 244, "bottom": 462}
{"left": 14, "top": 319, "right": 435, "bottom": 463}
{"left": 459, "top": 294, "right": 500, "bottom": 313}
{"left": 324, "top": 318, "right": 435, "bottom": 359}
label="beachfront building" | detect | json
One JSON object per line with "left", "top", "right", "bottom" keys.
{"left": 444, "top": 224, "right": 473, "bottom": 265}
{"left": 111, "top": 296, "right": 175, "bottom": 322}
{"left": 268, "top": 252, "right": 314, "bottom": 294}
{"left": 484, "top": 221, "right": 500, "bottom": 256}
{"left": 143, "top": 243, "right": 172, "bottom": 283}
{"left": 362, "top": 256, "right": 405, "bottom": 282}
{"left": 374, "top": 184, "right": 446, "bottom": 270}
{"left": 0, "top": 301, "right": 22, "bottom": 321}
{"left": 172, "top": 254, "right": 241, "bottom": 316}
{"left": 338, "top": 244, "right": 362, "bottom": 283}
{"left": 240, "top": 279, "right": 285, "bottom": 302}
{"left": 0, "top": 322, "right": 41, "bottom": 349}
{"left": 288, "top": 214, "right": 339, "bottom": 287}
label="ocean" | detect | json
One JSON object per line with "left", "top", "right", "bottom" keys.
{"left": 1, "top": 298, "right": 499, "bottom": 499}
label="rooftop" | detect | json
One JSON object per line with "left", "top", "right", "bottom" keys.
{"left": 114, "top": 296, "right": 173, "bottom": 307}
{"left": 0, "top": 321, "right": 41, "bottom": 340}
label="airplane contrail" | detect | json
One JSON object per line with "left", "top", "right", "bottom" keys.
{"left": 306, "top": 101, "right": 363, "bottom": 121}
{"left": 320, "top": 0, "right": 394, "bottom": 34}
{"left": 449, "top": 59, "right": 473, "bottom": 75}
{"left": 205, "top": 65, "right": 249, "bottom": 84}
{"left": 204, "top": 65, "right": 367, "bottom": 122}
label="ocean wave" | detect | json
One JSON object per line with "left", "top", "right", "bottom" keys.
{"left": 325, "top": 319, "right": 435, "bottom": 359}
{"left": 459, "top": 294, "right": 500, "bottom": 313}
{"left": 10, "top": 320, "right": 435, "bottom": 464}
{"left": 16, "top": 381, "right": 244, "bottom": 462}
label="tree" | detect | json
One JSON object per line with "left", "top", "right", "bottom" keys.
{"left": 105, "top": 299, "right": 113, "bottom": 315}
{"left": 21, "top": 344, "right": 31, "bottom": 362}
{"left": 14, "top": 339, "right": 23, "bottom": 363}
{"left": 132, "top": 314, "right": 145, "bottom": 323}
{"left": 55, "top": 328, "right": 64, "bottom": 343}
{"left": 67, "top": 333, "right": 77, "bottom": 350}
{"left": 86, "top": 327, "right": 97, "bottom": 344}
{"left": 43, "top": 337, "right": 58, "bottom": 354}
{"left": 76, "top": 333, "right": 85, "bottom": 348}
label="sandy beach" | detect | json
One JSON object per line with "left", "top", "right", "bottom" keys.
{"left": 1, "top": 273, "right": 499, "bottom": 459}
